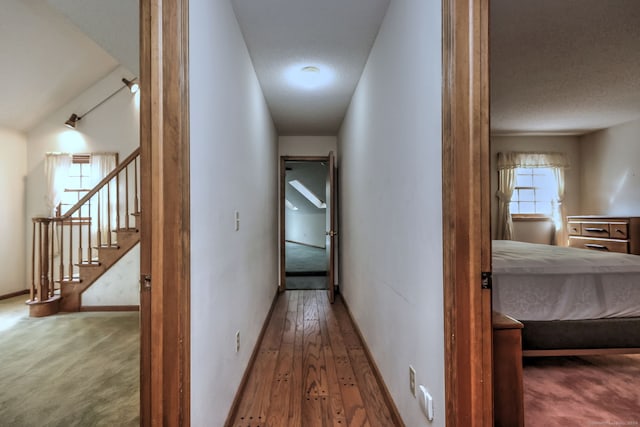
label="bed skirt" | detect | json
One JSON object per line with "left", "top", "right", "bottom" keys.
{"left": 522, "top": 317, "right": 640, "bottom": 353}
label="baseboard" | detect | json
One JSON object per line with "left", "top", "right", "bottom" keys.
{"left": 340, "top": 293, "right": 405, "bottom": 427}
{"left": 0, "top": 289, "right": 29, "bottom": 301}
{"left": 224, "top": 286, "right": 281, "bottom": 427}
{"left": 80, "top": 305, "right": 140, "bottom": 312}
{"left": 285, "top": 239, "right": 325, "bottom": 250}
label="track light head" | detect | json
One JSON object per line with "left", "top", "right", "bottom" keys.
{"left": 64, "top": 113, "right": 81, "bottom": 129}
{"left": 122, "top": 77, "right": 139, "bottom": 94}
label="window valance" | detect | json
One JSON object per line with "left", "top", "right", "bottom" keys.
{"left": 497, "top": 152, "right": 569, "bottom": 170}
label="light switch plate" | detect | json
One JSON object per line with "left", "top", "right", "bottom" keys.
{"left": 419, "top": 385, "right": 434, "bottom": 421}
{"left": 409, "top": 366, "right": 416, "bottom": 396}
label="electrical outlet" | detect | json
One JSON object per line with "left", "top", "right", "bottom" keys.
{"left": 409, "top": 365, "right": 416, "bottom": 397}
{"left": 235, "top": 331, "right": 240, "bottom": 352}
{"left": 235, "top": 211, "right": 240, "bottom": 231}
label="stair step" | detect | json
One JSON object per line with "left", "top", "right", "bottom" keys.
{"left": 94, "top": 245, "right": 121, "bottom": 250}
{"left": 76, "top": 262, "right": 102, "bottom": 267}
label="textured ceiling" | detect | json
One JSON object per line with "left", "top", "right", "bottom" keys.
{"left": 491, "top": 0, "right": 640, "bottom": 135}
{"left": 232, "top": 0, "right": 390, "bottom": 136}
{"left": 0, "top": 0, "right": 118, "bottom": 132}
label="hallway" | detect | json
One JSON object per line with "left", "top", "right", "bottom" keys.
{"left": 229, "top": 290, "right": 400, "bottom": 426}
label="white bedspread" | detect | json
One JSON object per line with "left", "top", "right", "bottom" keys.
{"left": 492, "top": 240, "right": 640, "bottom": 321}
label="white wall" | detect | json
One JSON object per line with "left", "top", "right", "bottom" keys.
{"left": 82, "top": 243, "right": 140, "bottom": 306}
{"left": 285, "top": 210, "right": 326, "bottom": 248}
{"left": 279, "top": 135, "right": 337, "bottom": 158}
{"left": 579, "top": 118, "right": 640, "bottom": 215}
{"left": 338, "top": 0, "right": 444, "bottom": 425}
{"left": 189, "top": 1, "right": 278, "bottom": 424}
{"left": 491, "top": 135, "right": 582, "bottom": 240}
{"left": 0, "top": 128, "right": 27, "bottom": 295}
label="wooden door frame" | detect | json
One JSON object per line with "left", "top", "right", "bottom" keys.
{"left": 442, "top": 0, "right": 492, "bottom": 425}
{"left": 140, "top": 0, "right": 191, "bottom": 425}
{"left": 279, "top": 156, "right": 331, "bottom": 293}
{"left": 139, "top": 0, "right": 490, "bottom": 423}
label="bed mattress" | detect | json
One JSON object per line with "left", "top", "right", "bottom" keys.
{"left": 492, "top": 240, "right": 640, "bottom": 321}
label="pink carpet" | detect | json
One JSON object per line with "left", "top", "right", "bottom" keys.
{"left": 523, "top": 354, "right": 640, "bottom": 427}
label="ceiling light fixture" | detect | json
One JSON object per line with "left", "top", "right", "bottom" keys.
{"left": 284, "top": 63, "right": 335, "bottom": 90}
{"left": 64, "top": 76, "right": 140, "bottom": 129}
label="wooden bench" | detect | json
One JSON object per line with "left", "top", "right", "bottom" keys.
{"left": 493, "top": 311, "right": 524, "bottom": 427}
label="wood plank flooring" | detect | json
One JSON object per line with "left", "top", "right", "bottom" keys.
{"left": 230, "top": 290, "right": 399, "bottom": 427}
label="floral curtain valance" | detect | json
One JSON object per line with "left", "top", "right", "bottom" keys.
{"left": 497, "top": 152, "right": 569, "bottom": 170}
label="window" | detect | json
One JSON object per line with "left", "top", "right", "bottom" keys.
{"left": 58, "top": 154, "right": 92, "bottom": 215}
{"left": 509, "top": 167, "right": 555, "bottom": 216}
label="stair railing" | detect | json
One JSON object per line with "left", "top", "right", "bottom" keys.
{"left": 30, "top": 148, "right": 140, "bottom": 303}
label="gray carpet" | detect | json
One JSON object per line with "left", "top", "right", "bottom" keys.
{"left": 0, "top": 296, "right": 139, "bottom": 427}
{"left": 285, "top": 241, "right": 327, "bottom": 274}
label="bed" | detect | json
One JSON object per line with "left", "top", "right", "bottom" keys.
{"left": 492, "top": 240, "right": 640, "bottom": 355}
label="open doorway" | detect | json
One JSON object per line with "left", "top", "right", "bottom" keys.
{"left": 283, "top": 159, "right": 329, "bottom": 289}
{"left": 279, "top": 154, "right": 337, "bottom": 302}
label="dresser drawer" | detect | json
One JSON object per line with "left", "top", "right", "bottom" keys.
{"left": 569, "top": 237, "right": 628, "bottom": 253}
{"left": 610, "top": 222, "right": 629, "bottom": 239}
{"left": 581, "top": 222, "right": 610, "bottom": 238}
{"left": 567, "top": 222, "right": 581, "bottom": 236}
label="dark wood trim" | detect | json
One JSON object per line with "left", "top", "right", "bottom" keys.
{"left": 339, "top": 294, "right": 404, "bottom": 426}
{"left": 279, "top": 155, "right": 330, "bottom": 293}
{"left": 285, "top": 239, "right": 325, "bottom": 250}
{"left": 511, "top": 214, "right": 552, "bottom": 222}
{"left": 139, "top": 0, "right": 152, "bottom": 424}
{"left": 442, "top": 0, "right": 492, "bottom": 425}
{"left": 279, "top": 157, "right": 286, "bottom": 292}
{"left": 0, "top": 289, "right": 29, "bottom": 300}
{"left": 141, "top": 0, "right": 190, "bottom": 425}
{"left": 224, "top": 289, "right": 281, "bottom": 426}
{"left": 523, "top": 348, "right": 640, "bottom": 357}
{"left": 80, "top": 305, "right": 140, "bottom": 312}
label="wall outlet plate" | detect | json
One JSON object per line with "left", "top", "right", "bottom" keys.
{"left": 235, "top": 331, "right": 240, "bottom": 352}
{"left": 409, "top": 365, "right": 416, "bottom": 396}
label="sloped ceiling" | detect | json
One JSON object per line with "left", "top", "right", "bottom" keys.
{"left": 48, "top": 0, "right": 139, "bottom": 75}
{"left": 285, "top": 161, "right": 328, "bottom": 214}
{"left": 491, "top": 0, "right": 640, "bottom": 135}
{"left": 0, "top": 0, "right": 119, "bottom": 132}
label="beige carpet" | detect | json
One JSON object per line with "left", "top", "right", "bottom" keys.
{"left": 0, "top": 296, "right": 139, "bottom": 427}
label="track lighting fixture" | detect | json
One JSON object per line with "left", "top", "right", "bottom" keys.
{"left": 122, "top": 77, "right": 139, "bottom": 94}
{"left": 64, "top": 76, "right": 139, "bottom": 129}
{"left": 64, "top": 113, "right": 81, "bottom": 129}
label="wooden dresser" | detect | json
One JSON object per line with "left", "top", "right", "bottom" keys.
{"left": 567, "top": 216, "right": 640, "bottom": 255}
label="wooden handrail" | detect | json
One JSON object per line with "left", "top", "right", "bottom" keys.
{"left": 60, "top": 147, "right": 140, "bottom": 220}
{"left": 30, "top": 147, "right": 140, "bottom": 305}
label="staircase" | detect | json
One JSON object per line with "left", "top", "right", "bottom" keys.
{"left": 28, "top": 148, "right": 141, "bottom": 317}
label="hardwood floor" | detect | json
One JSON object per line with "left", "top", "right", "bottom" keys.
{"left": 230, "top": 290, "right": 400, "bottom": 427}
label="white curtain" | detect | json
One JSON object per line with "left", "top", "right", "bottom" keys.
{"left": 44, "top": 153, "right": 72, "bottom": 216}
{"left": 496, "top": 151, "right": 569, "bottom": 243}
{"left": 90, "top": 154, "right": 117, "bottom": 249}
{"left": 496, "top": 154, "right": 516, "bottom": 240}
{"left": 551, "top": 167, "right": 566, "bottom": 246}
